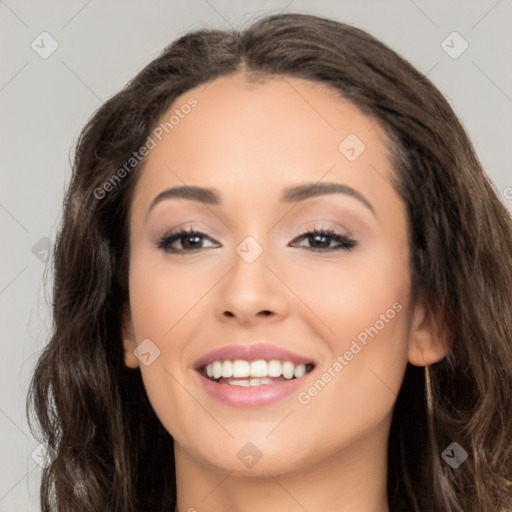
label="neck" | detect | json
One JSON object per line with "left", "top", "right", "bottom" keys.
{"left": 173, "top": 418, "right": 391, "bottom": 512}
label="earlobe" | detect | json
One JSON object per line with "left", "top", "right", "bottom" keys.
{"left": 407, "top": 301, "right": 449, "bottom": 367}
{"left": 121, "top": 305, "right": 140, "bottom": 369}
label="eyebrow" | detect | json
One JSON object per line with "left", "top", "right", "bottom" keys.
{"left": 147, "top": 182, "right": 375, "bottom": 216}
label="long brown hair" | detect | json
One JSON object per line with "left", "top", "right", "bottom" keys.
{"left": 27, "top": 13, "right": 512, "bottom": 511}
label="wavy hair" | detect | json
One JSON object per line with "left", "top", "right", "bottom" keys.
{"left": 27, "top": 12, "right": 512, "bottom": 512}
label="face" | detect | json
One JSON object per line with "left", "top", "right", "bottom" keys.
{"left": 122, "top": 73, "right": 444, "bottom": 476}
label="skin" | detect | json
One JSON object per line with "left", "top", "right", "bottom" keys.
{"left": 122, "top": 73, "right": 447, "bottom": 512}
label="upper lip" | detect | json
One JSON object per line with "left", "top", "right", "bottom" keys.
{"left": 193, "top": 343, "right": 315, "bottom": 370}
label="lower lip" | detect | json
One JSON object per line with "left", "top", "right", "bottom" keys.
{"left": 196, "top": 372, "right": 310, "bottom": 407}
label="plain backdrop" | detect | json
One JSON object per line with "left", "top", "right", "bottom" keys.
{"left": 1, "top": 1, "right": 511, "bottom": 510}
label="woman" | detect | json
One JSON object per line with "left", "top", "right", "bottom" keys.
{"left": 27, "top": 12, "right": 512, "bottom": 512}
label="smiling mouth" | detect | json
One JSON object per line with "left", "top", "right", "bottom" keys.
{"left": 200, "top": 359, "right": 315, "bottom": 387}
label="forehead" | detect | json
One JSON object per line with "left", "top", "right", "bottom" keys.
{"left": 131, "top": 72, "right": 395, "bottom": 213}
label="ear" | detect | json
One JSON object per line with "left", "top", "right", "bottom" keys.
{"left": 408, "top": 300, "right": 449, "bottom": 367}
{"left": 120, "top": 304, "right": 139, "bottom": 369}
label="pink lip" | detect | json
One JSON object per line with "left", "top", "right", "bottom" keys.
{"left": 193, "top": 343, "right": 316, "bottom": 408}
{"left": 193, "top": 343, "right": 314, "bottom": 369}
{"left": 196, "top": 372, "right": 311, "bottom": 407}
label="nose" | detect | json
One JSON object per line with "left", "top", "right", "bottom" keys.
{"left": 214, "top": 242, "right": 290, "bottom": 327}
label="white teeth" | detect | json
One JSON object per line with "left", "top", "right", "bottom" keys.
{"left": 294, "top": 364, "right": 306, "bottom": 378}
{"left": 250, "top": 378, "right": 270, "bottom": 386}
{"left": 282, "top": 361, "right": 295, "bottom": 380}
{"left": 204, "top": 359, "right": 312, "bottom": 381}
{"left": 230, "top": 379, "right": 250, "bottom": 387}
{"left": 267, "top": 360, "right": 282, "bottom": 377}
{"left": 212, "top": 361, "right": 222, "bottom": 379}
{"left": 232, "top": 360, "right": 250, "bottom": 378}
{"left": 221, "top": 360, "right": 233, "bottom": 378}
{"left": 250, "top": 359, "right": 267, "bottom": 377}
{"left": 227, "top": 378, "right": 274, "bottom": 387}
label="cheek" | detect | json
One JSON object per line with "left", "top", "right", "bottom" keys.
{"left": 126, "top": 255, "right": 230, "bottom": 440}
{"left": 291, "top": 244, "right": 411, "bottom": 420}
{"left": 128, "top": 256, "right": 216, "bottom": 343}
{"left": 289, "top": 240, "right": 410, "bottom": 350}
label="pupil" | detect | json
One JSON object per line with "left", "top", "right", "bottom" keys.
{"left": 311, "top": 234, "right": 329, "bottom": 248}
{"left": 184, "top": 235, "right": 201, "bottom": 248}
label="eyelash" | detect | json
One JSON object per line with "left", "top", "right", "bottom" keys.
{"left": 157, "top": 226, "right": 357, "bottom": 254}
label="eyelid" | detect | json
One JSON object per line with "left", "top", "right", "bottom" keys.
{"left": 153, "top": 221, "right": 350, "bottom": 243}
{"left": 156, "top": 222, "right": 357, "bottom": 254}
{"left": 155, "top": 226, "right": 219, "bottom": 251}
{"left": 298, "top": 220, "right": 353, "bottom": 236}
{"left": 152, "top": 221, "right": 215, "bottom": 241}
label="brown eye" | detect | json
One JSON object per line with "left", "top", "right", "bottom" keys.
{"left": 158, "top": 228, "right": 219, "bottom": 253}
{"left": 291, "top": 228, "right": 356, "bottom": 252}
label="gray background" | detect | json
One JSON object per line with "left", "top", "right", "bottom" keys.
{"left": 1, "top": 1, "right": 511, "bottom": 510}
